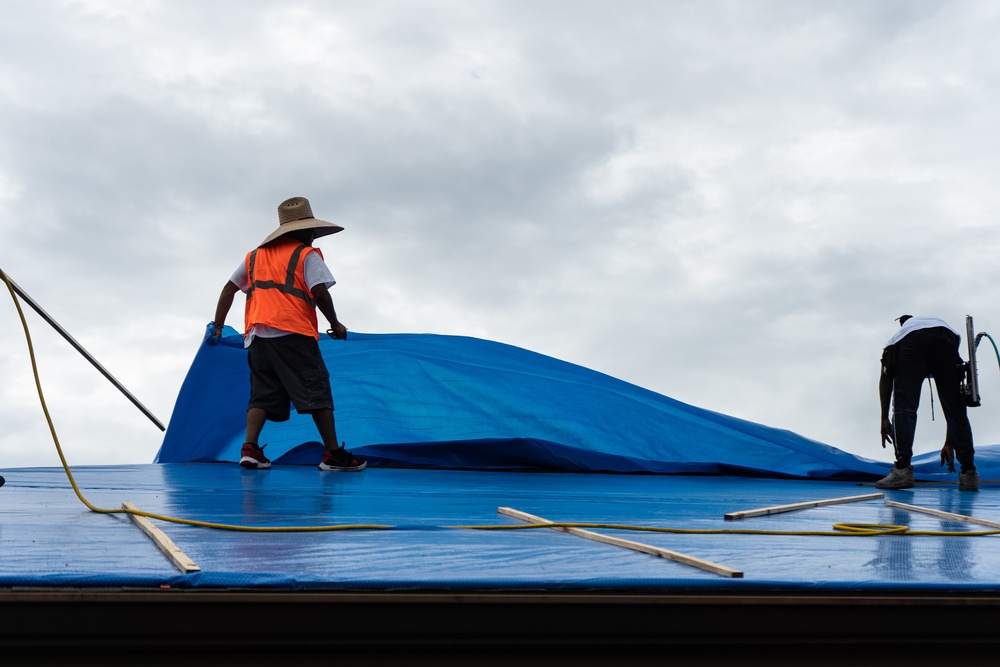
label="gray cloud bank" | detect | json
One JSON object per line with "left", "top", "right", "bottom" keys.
{"left": 2, "top": 0, "right": 1000, "bottom": 468}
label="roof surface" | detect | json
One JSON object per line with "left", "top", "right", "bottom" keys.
{"left": 2, "top": 463, "right": 999, "bottom": 591}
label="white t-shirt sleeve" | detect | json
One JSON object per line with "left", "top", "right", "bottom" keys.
{"left": 303, "top": 251, "right": 336, "bottom": 290}
{"left": 230, "top": 262, "right": 249, "bottom": 292}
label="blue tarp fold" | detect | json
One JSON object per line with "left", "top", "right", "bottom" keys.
{"left": 155, "top": 326, "right": 991, "bottom": 481}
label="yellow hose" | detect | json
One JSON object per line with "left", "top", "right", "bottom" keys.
{"left": 1, "top": 267, "right": 389, "bottom": 532}
{"left": 454, "top": 521, "right": 1000, "bottom": 537}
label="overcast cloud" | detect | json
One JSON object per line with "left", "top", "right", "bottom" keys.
{"left": 2, "top": 0, "right": 1000, "bottom": 469}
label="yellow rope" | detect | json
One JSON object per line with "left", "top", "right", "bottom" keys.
{"left": 452, "top": 521, "right": 1000, "bottom": 537}
{"left": 3, "top": 266, "right": 996, "bottom": 539}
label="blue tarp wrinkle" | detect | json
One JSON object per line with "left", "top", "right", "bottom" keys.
{"left": 156, "top": 326, "right": 999, "bottom": 481}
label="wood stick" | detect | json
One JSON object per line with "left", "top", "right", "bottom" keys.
{"left": 123, "top": 502, "right": 201, "bottom": 574}
{"left": 497, "top": 507, "right": 743, "bottom": 579}
{"left": 885, "top": 500, "right": 1000, "bottom": 529}
{"left": 725, "top": 493, "right": 885, "bottom": 521}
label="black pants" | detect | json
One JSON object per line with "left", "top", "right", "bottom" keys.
{"left": 891, "top": 327, "right": 975, "bottom": 472}
{"left": 247, "top": 334, "right": 334, "bottom": 422}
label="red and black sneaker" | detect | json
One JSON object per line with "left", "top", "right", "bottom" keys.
{"left": 239, "top": 442, "right": 271, "bottom": 469}
{"left": 319, "top": 444, "right": 367, "bottom": 472}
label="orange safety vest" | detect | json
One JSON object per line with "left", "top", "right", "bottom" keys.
{"left": 244, "top": 238, "right": 324, "bottom": 340}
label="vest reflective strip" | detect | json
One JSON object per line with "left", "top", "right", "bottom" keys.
{"left": 246, "top": 244, "right": 314, "bottom": 306}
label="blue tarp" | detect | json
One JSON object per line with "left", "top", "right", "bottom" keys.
{"left": 2, "top": 464, "right": 1000, "bottom": 590}
{"left": 5, "top": 328, "right": 1000, "bottom": 592}
{"left": 156, "top": 326, "right": 999, "bottom": 481}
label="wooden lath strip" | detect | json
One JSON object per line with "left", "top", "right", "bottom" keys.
{"left": 885, "top": 500, "right": 1000, "bottom": 529}
{"left": 497, "top": 507, "right": 743, "bottom": 579}
{"left": 122, "top": 502, "right": 201, "bottom": 574}
{"left": 725, "top": 493, "right": 884, "bottom": 521}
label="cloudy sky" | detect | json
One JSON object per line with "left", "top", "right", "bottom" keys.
{"left": 2, "top": 0, "right": 1000, "bottom": 470}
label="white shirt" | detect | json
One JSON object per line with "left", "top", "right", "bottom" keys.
{"left": 884, "top": 316, "right": 958, "bottom": 348}
{"left": 229, "top": 249, "right": 336, "bottom": 348}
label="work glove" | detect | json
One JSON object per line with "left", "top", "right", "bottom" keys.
{"left": 326, "top": 323, "right": 348, "bottom": 340}
{"left": 205, "top": 322, "right": 220, "bottom": 346}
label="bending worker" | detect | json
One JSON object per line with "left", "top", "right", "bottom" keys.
{"left": 213, "top": 196, "right": 367, "bottom": 473}
{"left": 878, "top": 315, "right": 977, "bottom": 491}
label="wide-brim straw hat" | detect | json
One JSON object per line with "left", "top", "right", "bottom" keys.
{"left": 259, "top": 196, "right": 344, "bottom": 246}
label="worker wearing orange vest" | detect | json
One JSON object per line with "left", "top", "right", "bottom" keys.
{"left": 212, "top": 197, "right": 366, "bottom": 472}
